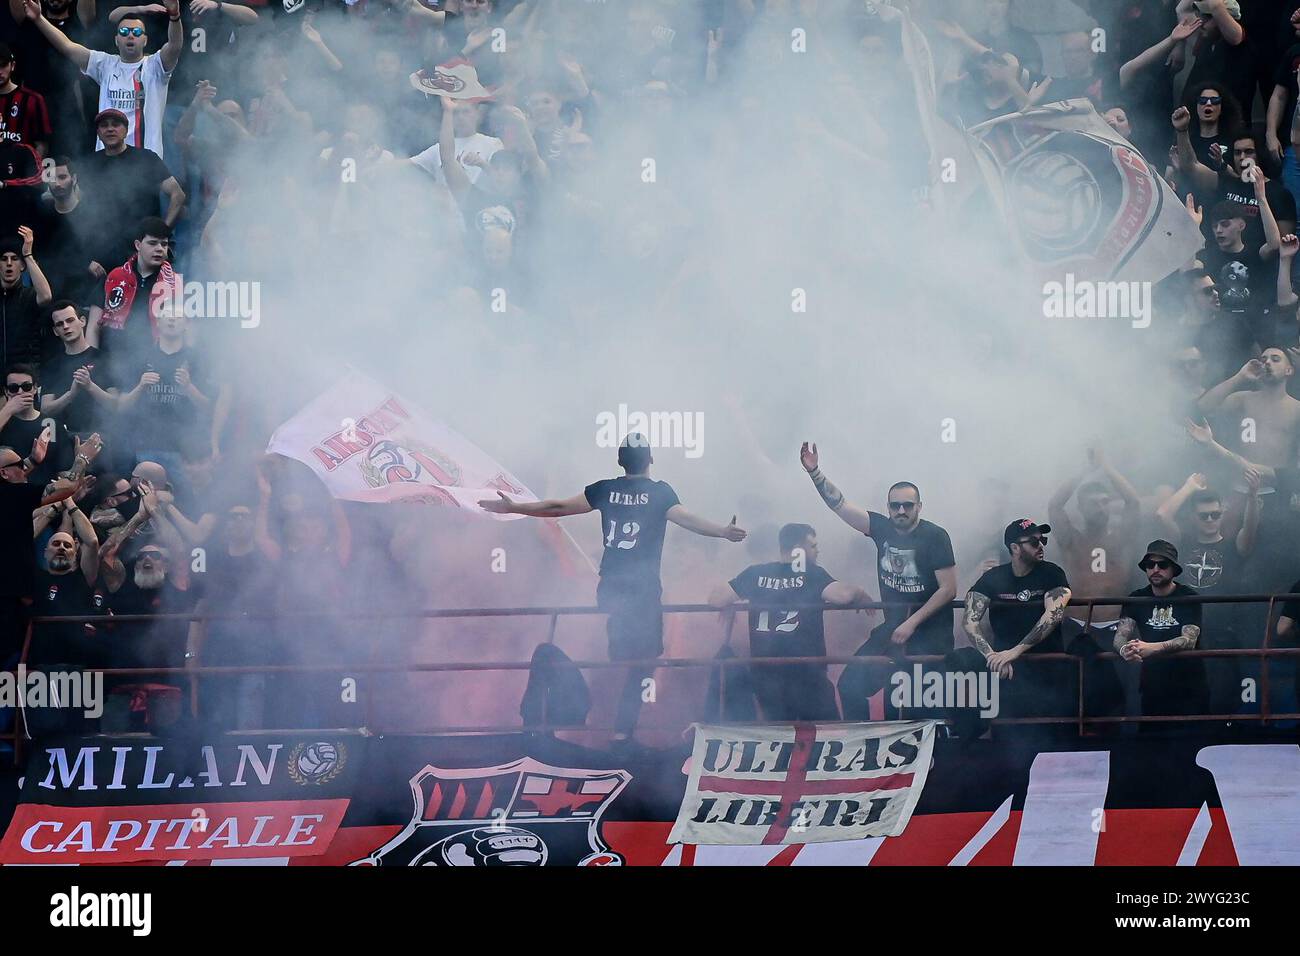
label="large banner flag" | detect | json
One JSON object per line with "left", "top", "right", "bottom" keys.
{"left": 669, "top": 721, "right": 936, "bottom": 846}
{"left": 268, "top": 370, "right": 538, "bottom": 518}
{"left": 967, "top": 99, "right": 1202, "bottom": 284}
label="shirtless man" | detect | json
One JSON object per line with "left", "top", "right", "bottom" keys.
{"left": 1196, "top": 351, "right": 1300, "bottom": 470}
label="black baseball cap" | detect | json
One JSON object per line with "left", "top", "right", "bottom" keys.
{"left": 1139, "top": 540, "right": 1182, "bottom": 576}
{"left": 1003, "top": 518, "right": 1051, "bottom": 547}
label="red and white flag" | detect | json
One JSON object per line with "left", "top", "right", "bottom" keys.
{"left": 267, "top": 370, "right": 538, "bottom": 518}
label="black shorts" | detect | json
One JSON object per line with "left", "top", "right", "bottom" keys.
{"left": 596, "top": 577, "right": 664, "bottom": 662}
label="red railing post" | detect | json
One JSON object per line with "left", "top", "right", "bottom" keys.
{"left": 1261, "top": 596, "right": 1275, "bottom": 727}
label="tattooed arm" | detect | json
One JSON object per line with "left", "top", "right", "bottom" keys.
{"left": 962, "top": 591, "right": 996, "bottom": 660}
{"left": 985, "top": 586, "right": 1071, "bottom": 676}
{"left": 1114, "top": 616, "right": 1137, "bottom": 656}
{"left": 799, "top": 442, "right": 874, "bottom": 534}
{"left": 1018, "top": 587, "right": 1072, "bottom": 651}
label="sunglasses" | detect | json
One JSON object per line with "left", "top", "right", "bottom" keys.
{"left": 117, "top": 26, "right": 144, "bottom": 37}
{"left": 5, "top": 382, "right": 35, "bottom": 394}
{"left": 1196, "top": 510, "right": 1223, "bottom": 520}
{"left": 1017, "top": 536, "right": 1046, "bottom": 547}
{"left": 1141, "top": 559, "right": 1174, "bottom": 571}
{"left": 888, "top": 502, "right": 917, "bottom": 512}
{"left": 1197, "top": 96, "right": 1222, "bottom": 105}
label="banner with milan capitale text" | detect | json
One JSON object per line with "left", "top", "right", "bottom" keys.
{"left": 669, "top": 721, "right": 937, "bottom": 846}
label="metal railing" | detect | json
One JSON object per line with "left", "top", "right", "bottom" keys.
{"left": 2, "top": 593, "right": 1299, "bottom": 767}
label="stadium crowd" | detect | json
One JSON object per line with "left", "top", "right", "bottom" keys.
{"left": 4, "top": 0, "right": 1300, "bottom": 748}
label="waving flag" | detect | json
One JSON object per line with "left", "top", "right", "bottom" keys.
{"left": 267, "top": 370, "right": 537, "bottom": 518}
{"left": 967, "top": 99, "right": 1202, "bottom": 284}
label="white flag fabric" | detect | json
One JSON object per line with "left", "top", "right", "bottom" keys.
{"left": 408, "top": 58, "right": 493, "bottom": 101}
{"left": 967, "top": 99, "right": 1202, "bottom": 284}
{"left": 266, "top": 370, "right": 537, "bottom": 519}
{"left": 669, "top": 721, "right": 936, "bottom": 846}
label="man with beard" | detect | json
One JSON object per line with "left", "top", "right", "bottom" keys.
{"left": 709, "top": 523, "right": 869, "bottom": 721}
{"left": 35, "top": 158, "right": 105, "bottom": 306}
{"left": 99, "top": 526, "right": 197, "bottom": 730}
{"left": 479, "top": 433, "right": 747, "bottom": 744}
{"left": 1047, "top": 448, "right": 1142, "bottom": 646}
{"left": 22, "top": 0, "right": 183, "bottom": 157}
{"left": 800, "top": 443, "right": 957, "bottom": 720}
{"left": 0, "top": 446, "right": 81, "bottom": 737}
{"left": 1155, "top": 469, "right": 1258, "bottom": 720}
{"left": 963, "top": 519, "right": 1072, "bottom": 722}
{"left": 1116, "top": 541, "right": 1207, "bottom": 729}
{"left": 29, "top": 525, "right": 102, "bottom": 673}
{"left": 1197, "top": 348, "right": 1300, "bottom": 471}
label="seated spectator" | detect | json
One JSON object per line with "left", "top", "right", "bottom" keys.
{"left": 1116, "top": 541, "right": 1208, "bottom": 730}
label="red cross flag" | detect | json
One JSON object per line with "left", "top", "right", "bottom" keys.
{"left": 669, "top": 721, "right": 936, "bottom": 846}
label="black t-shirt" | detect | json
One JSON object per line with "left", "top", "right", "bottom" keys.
{"left": 1121, "top": 582, "right": 1206, "bottom": 696}
{"left": 1214, "top": 171, "right": 1297, "bottom": 254}
{"left": 866, "top": 511, "right": 956, "bottom": 631}
{"left": 729, "top": 560, "right": 834, "bottom": 659}
{"left": 0, "top": 480, "right": 42, "bottom": 599}
{"left": 1191, "top": 313, "right": 1257, "bottom": 385}
{"left": 30, "top": 568, "right": 105, "bottom": 667}
{"left": 40, "top": 346, "right": 102, "bottom": 435}
{"left": 1273, "top": 42, "right": 1300, "bottom": 142}
{"left": 971, "top": 560, "right": 1070, "bottom": 653}
{"left": 0, "top": 413, "right": 73, "bottom": 489}
{"left": 201, "top": 548, "right": 275, "bottom": 665}
{"left": 1201, "top": 241, "right": 1268, "bottom": 317}
{"left": 34, "top": 197, "right": 104, "bottom": 307}
{"left": 109, "top": 344, "right": 209, "bottom": 454}
{"left": 80, "top": 146, "right": 172, "bottom": 267}
{"left": 582, "top": 475, "right": 679, "bottom": 584}
{"left": 106, "top": 577, "right": 196, "bottom": 674}
{"left": 1179, "top": 538, "right": 1245, "bottom": 595}
{"left": 0, "top": 284, "right": 44, "bottom": 368}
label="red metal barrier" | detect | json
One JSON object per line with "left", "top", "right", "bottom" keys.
{"left": 3, "top": 594, "right": 1299, "bottom": 767}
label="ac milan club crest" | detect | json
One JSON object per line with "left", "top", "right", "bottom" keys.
{"left": 351, "top": 758, "right": 631, "bottom": 866}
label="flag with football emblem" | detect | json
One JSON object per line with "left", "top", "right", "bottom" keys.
{"left": 409, "top": 58, "right": 493, "bottom": 101}
{"left": 267, "top": 369, "right": 535, "bottom": 517}
{"left": 967, "top": 99, "right": 1202, "bottom": 284}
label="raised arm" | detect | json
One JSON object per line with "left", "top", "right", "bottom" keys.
{"left": 1155, "top": 472, "right": 1204, "bottom": 538}
{"left": 437, "top": 96, "right": 472, "bottom": 199}
{"left": 1047, "top": 470, "right": 1083, "bottom": 546}
{"left": 1252, "top": 169, "right": 1283, "bottom": 258}
{"left": 1197, "top": 359, "right": 1262, "bottom": 414}
{"left": 799, "top": 441, "right": 874, "bottom": 535}
{"left": 1120, "top": 15, "right": 1202, "bottom": 88}
{"left": 1172, "top": 106, "right": 1218, "bottom": 194}
{"left": 1201, "top": 0, "right": 1242, "bottom": 45}
{"left": 665, "top": 505, "right": 747, "bottom": 541}
{"left": 22, "top": 0, "right": 94, "bottom": 72}
{"left": 68, "top": 498, "right": 100, "bottom": 584}
{"left": 18, "top": 227, "right": 52, "bottom": 305}
{"left": 1280, "top": 234, "right": 1299, "bottom": 307}
{"left": 1267, "top": 84, "right": 1288, "bottom": 166}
